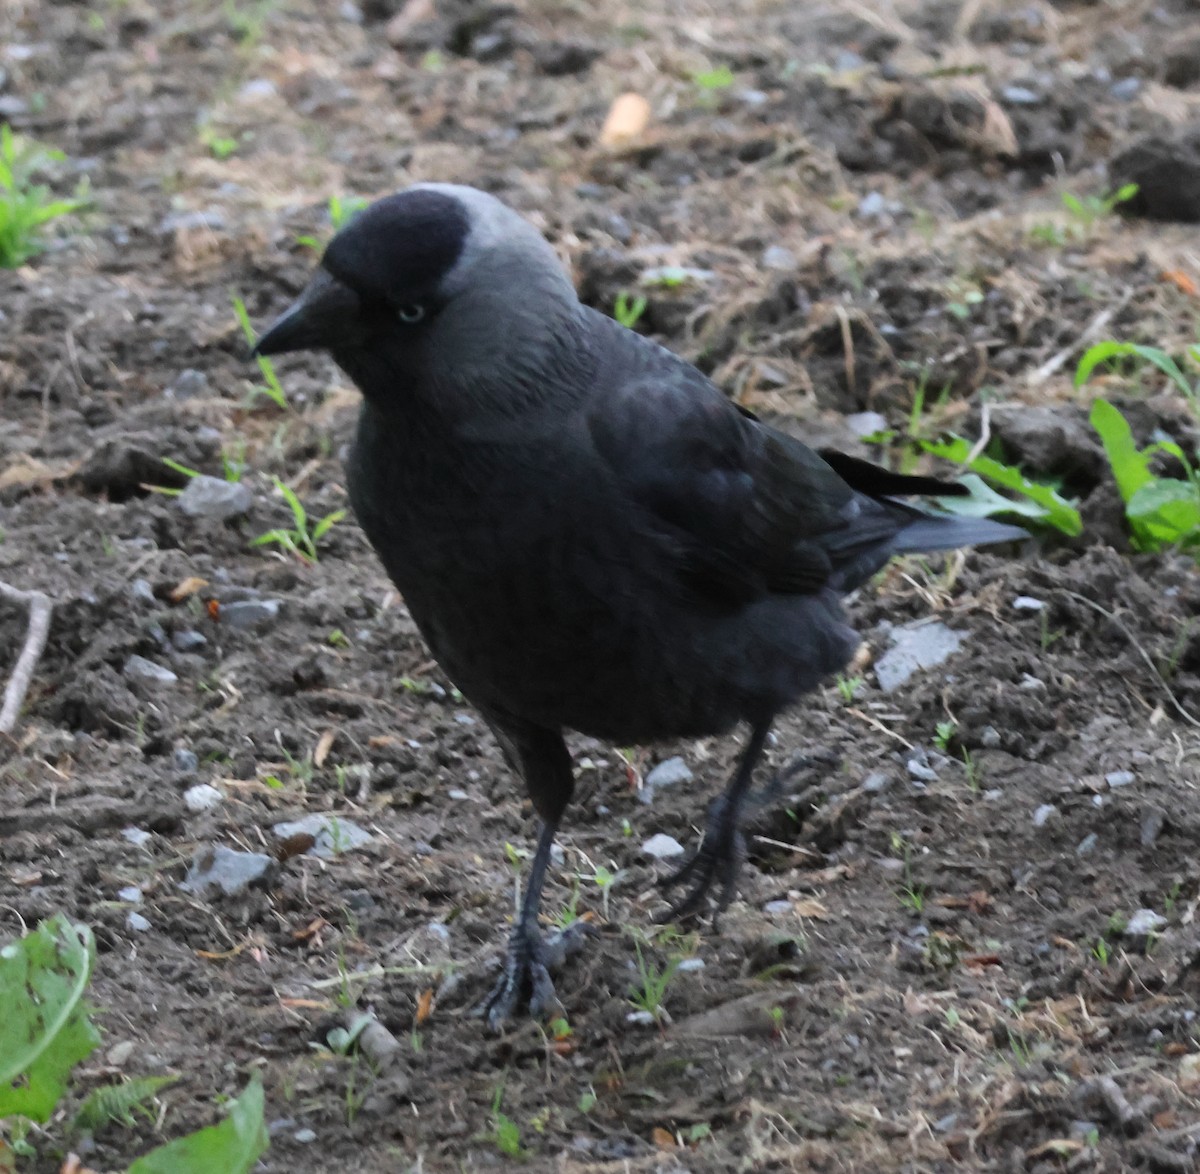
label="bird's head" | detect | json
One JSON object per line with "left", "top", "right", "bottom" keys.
{"left": 253, "top": 184, "right": 580, "bottom": 408}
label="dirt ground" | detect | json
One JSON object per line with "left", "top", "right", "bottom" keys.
{"left": 4, "top": 0, "right": 1200, "bottom": 1170}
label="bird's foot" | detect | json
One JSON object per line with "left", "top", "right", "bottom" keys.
{"left": 657, "top": 793, "right": 745, "bottom": 926}
{"left": 476, "top": 921, "right": 590, "bottom": 1031}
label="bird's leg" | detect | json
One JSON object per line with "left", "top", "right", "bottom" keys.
{"left": 479, "top": 817, "right": 565, "bottom": 1029}
{"left": 658, "top": 719, "right": 772, "bottom": 925}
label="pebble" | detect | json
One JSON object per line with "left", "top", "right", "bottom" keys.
{"left": 1140, "top": 809, "right": 1164, "bottom": 847}
{"left": 124, "top": 655, "right": 178, "bottom": 686}
{"left": 122, "top": 827, "right": 152, "bottom": 847}
{"left": 862, "top": 771, "right": 890, "bottom": 793}
{"left": 166, "top": 368, "right": 209, "bottom": 400}
{"left": 108, "top": 1040, "right": 136, "bottom": 1066}
{"left": 118, "top": 886, "right": 143, "bottom": 903}
{"left": 763, "top": 899, "right": 792, "bottom": 914}
{"left": 875, "top": 621, "right": 965, "bottom": 692}
{"left": 760, "top": 244, "right": 797, "bottom": 270}
{"left": 272, "top": 814, "right": 372, "bottom": 858}
{"left": 1076, "top": 833, "right": 1098, "bottom": 857}
{"left": 184, "top": 783, "right": 224, "bottom": 813}
{"left": 677, "top": 957, "right": 705, "bottom": 972}
{"left": 1012, "top": 595, "right": 1045, "bottom": 611}
{"left": 1001, "top": 85, "right": 1039, "bottom": 105}
{"left": 845, "top": 411, "right": 889, "bottom": 439}
{"left": 640, "top": 265, "right": 714, "bottom": 286}
{"left": 129, "top": 578, "right": 156, "bottom": 606}
{"left": 1019, "top": 674, "right": 1046, "bottom": 691}
{"left": 1125, "top": 908, "right": 1167, "bottom": 938}
{"left": 447, "top": 789, "right": 468, "bottom": 800}
{"left": 641, "top": 756, "right": 693, "bottom": 804}
{"left": 172, "top": 629, "right": 207, "bottom": 652}
{"left": 1032, "top": 804, "right": 1059, "bottom": 827}
{"left": 237, "top": 78, "right": 278, "bottom": 102}
{"left": 980, "top": 725, "right": 1001, "bottom": 748}
{"left": 173, "top": 748, "right": 199, "bottom": 773}
{"left": 906, "top": 750, "right": 939, "bottom": 783}
{"left": 1105, "top": 770, "right": 1135, "bottom": 789}
{"left": 221, "top": 598, "right": 282, "bottom": 631}
{"left": 180, "top": 844, "right": 276, "bottom": 898}
{"left": 176, "top": 475, "right": 254, "bottom": 521}
{"left": 1110, "top": 77, "right": 1141, "bottom": 101}
{"left": 126, "top": 912, "right": 152, "bottom": 933}
{"left": 293, "top": 1128, "right": 317, "bottom": 1144}
{"left": 642, "top": 833, "right": 685, "bottom": 859}
{"left": 625, "top": 1010, "right": 657, "bottom": 1026}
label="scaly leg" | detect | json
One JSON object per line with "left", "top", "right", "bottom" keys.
{"left": 658, "top": 719, "right": 773, "bottom": 924}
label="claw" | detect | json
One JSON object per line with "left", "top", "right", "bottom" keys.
{"left": 657, "top": 794, "right": 746, "bottom": 925}
{"left": 475, "top": 921, "right": 592, "bottom": 1030}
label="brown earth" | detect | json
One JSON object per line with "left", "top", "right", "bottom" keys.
{"left": 3, "top": 0, "right": 1200, "bottom": 1170}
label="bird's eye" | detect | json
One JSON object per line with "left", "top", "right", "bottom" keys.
{"left": 397, "top": 303, "right": 425, "bottom": 324}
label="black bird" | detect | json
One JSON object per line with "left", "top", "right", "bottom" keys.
{"left": 254, "top": 184, "right": 1024, "bottom": 1027}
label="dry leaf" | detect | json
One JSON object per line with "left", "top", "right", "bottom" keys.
{"left": 600, "top": 93, "right": 651, "bottom": 147}
{"left": 168, "top": 576, "right": 209, "bottom": 603}
{"left": 961, "top": 953, "right": 1002, "bottom": 969}
{"left": 415, "top": 987, "right": 435, "bottom": 1025}
{"left": 792, "top": 897, "right": 830, "bottom": 919}
{"left": 1161, "top": 268, "right": 1199, "bottom": 297}
{"left": 292, "top": 917, "right": 330, "bottom": 943}
{"left": 196, "top": 943, "right": 246, "bottom": 961}
{"left": 651, "top": 1127, "right": 676, "bottom": 1149}
{"left": 277, "top": 832, "right": 317, "bottom": 862}
{"left": 279, "top": 997, "right": 331, "bottom": 1010}
{"left": 313, "top": 729, "right": 336, "bottom": 768}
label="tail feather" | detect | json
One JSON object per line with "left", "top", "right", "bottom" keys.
{"left": 892, "top": 513, "right": 1027, "bottom": 554}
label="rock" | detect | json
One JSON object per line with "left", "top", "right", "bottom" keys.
{"left": 640, "top": 756, "right": 693, "bottom": 804}
{"left": 1076, "top": 833, "right": 1098, "bottom": 857}
{"left": 990, "top": 405, "right": 1104, "bottom": 488}
{"left": 640, "top": 265, "right": 714, "bottom": 286}
{"left": 172, "top": 629, "right": 207, "bottom": 652}
{"left": 273, "top": 813, "right": 372, "bottom": 858}
{"left": 1032, "top": 804, "right": 1059, "bottom": 827}
{"left": 1124, "top": 908, "right": 1167, "bottom": 938}
{"left": 1001, "top": 85, "right": 1039, "bottom": 105}
{"left": 166, "top": 368, "right": 210, "bottom": 400}
{"left": 1140, "top": 808, "right": 1165, "bottom": 847}
{"left": 75, "top": 439, "right": 178, "bottom": 502}
{"left": 175, "top": 475, "right": 253, "bottom": 521}
{"left": 1110, "top": 133, "right": 1200, "bottom": 223}
{"left": 221, "top": 599, "right": 282, "bottom": 631}
{"left": 760, "top": 244, "right": 797, "bottom": 271}
{"left": 763, "top": 899, "right": 792, "bottom": 914}
{"left": 532, "top": 40, "right": 600, "bottom": 76}
{"left": 1105, "top": 770, "right": 1135, "bottom": 789}
{"left": 122, "top": 827, "right": 152, "bottom": 847}
{"left": 875, "top": 621, "right": 965, "bottom": 692}
{"left": 677, "top": 957, "right": 705, "bottom": 972}
{"left": 124, "top": 655, "right": 178, "bottom": 686}
{"left": 642, "top": 833, "right": 685, "bottom": 859}
{"left": 1110, "top": 77, "right": 1140, "bottom": 101}
{"left": 184, "top": 783, "right": 224, "bottom": 813}
{"left": 130, "top": 578, "right": 156, "bottom": 606}
{"left": 862, "top": 771, "right": 890, "bottom": 793}
{"left": 845, "top": 411, "right": 888, "bottom": 439}
{"left": 626, "top": 1010, "right": 657, "bottom": 1026}
{"left": 126, "top": 911, "right": 152, "bottom": 932}
{"left": 173, "top": 748, "right": 199, "bottom": 773}
{"left": 1012, "top": 595, "right": 1045, "bottom": 611}
{"left": 118, "top": 886, "right": 143, "bottom": 902}
{"left": 180, "top": 844, "right": 277, "bottom": 898}
{"left": 906, "top": 750, "right": 939, "bottom": 783}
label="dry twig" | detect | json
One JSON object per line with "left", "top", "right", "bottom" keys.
{"left": 0, "top": 581, "right": 53, "bottom": 738}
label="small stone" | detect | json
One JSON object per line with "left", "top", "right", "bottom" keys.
{"left": 1110, "top": 77, "right": 1141, "bottom": 101}
{"left": 1105, "top": 770, "right": 1135, "bottom": 789}
{"left": 760, "top": 244, "right": 797, "bottom": 270}
{"left": 832, "top": 49, "right": 864, "bottom": 71}
{"left": 857, "top": 191, "right": 887, "bottom": 218}
{"left": 166, "top": 368, "right": 209, "bottom": 400}
{"left": 180, "top": 844, "right": 276, "bottom": 898}
{"left": 1125, "top": 908, "right": 1167, "bottom": 938}
{"left": 118, "top": 886, "right": 143, "bottom": 903}
{"left": 677, "top": 957, "right": 705, "bottom": 972}
{"left": 175, "top": 475, "right": 254, "bottom": 521}
{"left": 642, "top": 833, "right": 685, "bottom": 859}
{"left": 1019, "top": 674, "right": 1046, "bottom": 690}
{"left": 172, "top": 629, "right": 207, "bottom": 652}
{"left": 124, "top": 655, "right": 177, "bottom": 686}
{"left": 173, "top": 748, "right": 199, "bottom": 773}
{"left": 1076, "top": 833, "right": 1098, "bottom": 857}
{"left": 1032, "top": 804, "right": 1059, "bottom": 827}
{"left": 107, "top": 1040, "right": 136, "bottom": 1066}
{"left": 453, "top": 712, "right": 475, "bottom": 725}
{"left": 644, "top": 756, "right": 692, "bottom": 791}
{"left": 763, "top": 899, "right": 792, "bottom": 914}
{"left": 549, "top": 843, "right": 565, "bottom": 865}
{"left": 1012, "top": 595, "right": 1045, "bottom": 611}
{"left": 447, "top": 789, "right": 468, "bottom": 800}
{"left": 1001, "top": 85, "right": 1039, "bottom": 105}
{"left": 980, "top": 725, "right": 1001, "bottom": 748}
{"left": 130, "top": 578, "right": 156, "bottom": 606}
{"left": 625, "top": 1010, "right": 657, "bottom": 1026}
{"left": 875, "top": 621, "right": 965, "bottom": 692}
{"left": 293, "top": 1128, "right": 317, "bottom": 1144}
{"left": 845, "top": 411, "right": 889, "bottom": 439}
{"left": 906, "top": 751, "right": 939, "bottom": 783}
{"left": 221, "top": 599, "right": 282, "bottom": 631}
{"left": 1069, "top": 1120, "right": 1100, "bottom": 1140}
{"left": 184, "top": 783, "right": 224, "bottom": 813}
{"left": 237, "top": 78, "right": 278, "bottom": 102}
{"left": 640, "top": 265, "right": 714, "bottom": 286}
{"left": 1140, "top": 809, "right": 1165, "bottom": 847}
{"left": 122, "top": 827, "right": 152, "bottom": 847}
{"left": 126, "top": 911, "right": 152, "bottom": 932}
{"left": 862, "top": 771, "right": 890, "bottom": 793}
{"left": 273, "top": 814, "right": 372, "bottom": 858}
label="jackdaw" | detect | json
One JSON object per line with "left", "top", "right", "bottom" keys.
{"left": 254, "top": 184, "right": 1024, "bottom": 1027}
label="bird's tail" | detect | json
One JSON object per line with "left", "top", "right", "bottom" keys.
{"left": 892, "top": 512, "right": 1027, "bottom": 554}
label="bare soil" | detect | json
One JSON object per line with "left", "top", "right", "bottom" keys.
{"left": 3, "top": 0, "right": 1200, "bottom": 1170}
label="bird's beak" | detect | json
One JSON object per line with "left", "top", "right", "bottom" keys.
{"left": 252, "top": 268, "right": 361, "bottom": 357}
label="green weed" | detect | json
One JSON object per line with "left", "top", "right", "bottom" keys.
{"left": 231, "top": 294, "right": 289, "bottom": 409}
{"left": 0, "top": 125, "right": 87, "bottom": 267}
{"left": 613, "top": 290, "right": 647, "bottom": 329}
{"left": 297, "top": 194, "right": 369, "bottom": 250}
{"left": 251, "top": 477, "right": 345, "bottom": 563}
{"left": 629, "top": 939, "right": 680, "bottom": 1022}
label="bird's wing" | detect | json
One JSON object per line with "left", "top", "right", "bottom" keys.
{"left": 585, "top": 351, "right": 892, "bottom": 603}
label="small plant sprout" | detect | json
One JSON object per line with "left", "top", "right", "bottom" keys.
{"left": 199, "top": 125, "right": 239, "bottom": 160}
{"left": 835, "top": 673, "right": 863, "bottom": 704}
{"left": 592, "top": 863, "right": 617, "bottom": 920}
{"left": 232, "top": 293, "right": 289, "bottom": 409}
{"left": 691, "top": 64, "right": 735, "bottom": 92}
{"left": 489, "top": 1085, "right": 525, "bottom": 1159}
{"left": 504, "top": 841, "right": 528, "bottom": 915}
{"left": 297, "top": 194, "right": 370, "bottom": 250}
{"left": 0, "top": 125, "right": 88, "bottom": 268}
{"left": 251, "top": 477, "right": 345, "bottom": 564}
{"left": 629, "top": 938, "right": 680, "bottom": 1023}
{"left": 933, "top": 719, "right": 957, "bottom": 752}
{"left": 613, "top": 290, "right": 647, "bottom": 329}
{"left": 890, "top": 831, "right": 928, "bottom": 914}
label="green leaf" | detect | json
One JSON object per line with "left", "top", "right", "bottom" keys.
{"left": 932, "top": 473, "right": 1051, "bottom": 522}
{"left": 1075, "top": 341, "right": 1196, "bottom": 401}
{"left": 0, "top": 915, "right": 100, "bottom": 1122}
{"left": 311, "top": 510, "right": 345, "bottom": 541}
{"left": 1088, "top": 399, "right": 1154, "bottom": 502}
{"left": 128, "top": 1074, "right": 268, "bottom": 1174}
{"left": 1125, "top": 478, "right": 1200, "bottom": 548}
{"left": 919, "top": 437, "right": 1082, "bottom": 535}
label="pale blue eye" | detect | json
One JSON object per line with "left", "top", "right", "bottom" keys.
{"left": 398, "top": 303, "right": 425, "bottom": 324}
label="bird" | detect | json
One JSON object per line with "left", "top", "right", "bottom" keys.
{"left": 253, "top": 183, "right": 1025, "bottom": 1028}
